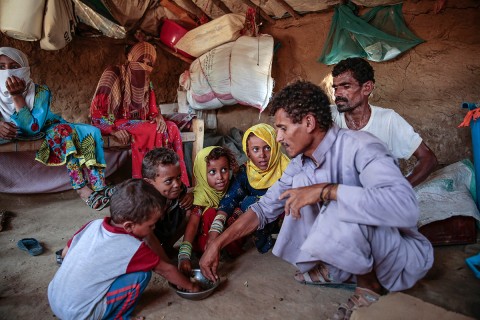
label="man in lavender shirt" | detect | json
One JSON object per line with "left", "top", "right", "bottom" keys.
{"left": 200, "top": 80, "right": 433, "bottom": 319}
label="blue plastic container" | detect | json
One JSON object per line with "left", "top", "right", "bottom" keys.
{"left": 463, "top": 102, "right": 480, "bottom": 208}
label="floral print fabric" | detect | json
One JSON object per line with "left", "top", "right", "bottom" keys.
{"left": 9, "top": 84, "right": 107, "bottom": 191}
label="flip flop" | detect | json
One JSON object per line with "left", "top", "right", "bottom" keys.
{"left": 333, "top": 287, "right": 381, "bottom": 320}
{"left": 17, "top": 238, "right": 44, "bottom": 256}
{"left": 466, "top": 253, "right": 480, "bottom": 279}
{"left": 294, "top": 263, "right": 356, "bottom": 289}
{"left": 86, "top": 191, "right": 111, "bottom": 211}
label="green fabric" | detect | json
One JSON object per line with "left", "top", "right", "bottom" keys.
{"left": 318, "top": 3, "right": 424, "bottom": 65}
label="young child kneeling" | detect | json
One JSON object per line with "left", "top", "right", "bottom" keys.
{"left": 178, "top": 146, "right": 238, "bottom": 275}
{"left": 48, "top": 179, "right": 199, "bottom": 319}
{"left": 142, "top": 148, "right": 194, "bottom": 258}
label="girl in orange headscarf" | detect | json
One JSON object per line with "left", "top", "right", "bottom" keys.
{"left": 90, "top": 42, "right": 189, "bottom": 185}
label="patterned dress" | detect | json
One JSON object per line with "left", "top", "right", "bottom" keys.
{"left": 218, "top": 165, "right": 283, "bottom": 253}
{"left": 90, "top": 42, "right": 189, "bottom": 185}
{"left": 10, "top": 84, "right": 107, "bottom": 191}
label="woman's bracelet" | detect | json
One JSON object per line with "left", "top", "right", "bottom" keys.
{"left": 209, "top": 214, "right": 227, "bottom": 234}
{"left": 178, "top": 241, "right": 192, "bottom": 261}
{"left": 178, "top": 253, "right": 191, "bottom": 262}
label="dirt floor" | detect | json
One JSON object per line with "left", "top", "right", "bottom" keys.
{"left": 0, "top": 188, "right": 479, "bottom": 320}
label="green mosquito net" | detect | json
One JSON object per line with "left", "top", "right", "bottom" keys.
{"left": 318, "top": 2, "right": 424, "bottom": 65}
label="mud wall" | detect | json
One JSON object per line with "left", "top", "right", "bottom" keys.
{"left": 0, "top": 36, "right": 189, "bottom": 124}
{"left": 0, "top": 0, "right": 479, "bottom": 166}
{"left": 216, "top": 0, "right": 480, "bottom": 167}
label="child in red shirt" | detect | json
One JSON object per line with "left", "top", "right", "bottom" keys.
{"left": 48, "top": 179, "right": 199, "bottom": 319}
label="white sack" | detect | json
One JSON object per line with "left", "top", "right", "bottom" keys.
{"left": 230, "top": 35, "right": 274, "bottom": 112}
{"left": 415, "top": 159, "right": 480, "bottom": 228}
{"left": 40, "top": 0, "right": 75, "bottom": 50}
{"left": 180, "top": 42, "right": 236, "bottom": 110}
{"left": 175, "top": 13, "right": 245, "bottom": 58}
{"left": 0, "top": 0, "right": 45, "bottom": 41}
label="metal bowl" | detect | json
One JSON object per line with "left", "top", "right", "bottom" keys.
{"left": 170, "top": 269, "right": 220, "bottom": 300}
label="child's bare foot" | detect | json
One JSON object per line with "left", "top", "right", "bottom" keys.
{"left": 134, "top": 316, "right": 145, "bottom": 320}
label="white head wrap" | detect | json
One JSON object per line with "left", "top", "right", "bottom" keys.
{"left": 0, "top": 47, "right": 35, "bottom": 121}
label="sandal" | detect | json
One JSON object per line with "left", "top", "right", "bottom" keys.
{"left": 333, "top": 287, "right": 381, "bottom": 320}
{"left": 86, "top": 191, "right": 111, "bottom": 211}
{"left": 17, "top": 238, "right": 44, "bottom": 256}
{"left": 293, "top": 262, "right": 356, "bottom": 289}
{"left": 100, "top": 185, "right": 117, "bottom": 198}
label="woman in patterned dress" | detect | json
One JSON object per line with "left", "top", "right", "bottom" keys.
{"left": 90, "top": 42, "right": 189, "bottom": 186}
{"left": 0, "top": 47, "right": 113, "bottom": 210}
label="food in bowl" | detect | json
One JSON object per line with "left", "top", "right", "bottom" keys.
{"left": 170, "top": 269, "right": 220, "bottom": 300}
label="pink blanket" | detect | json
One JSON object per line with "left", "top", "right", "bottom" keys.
{"left": 0, "top": 150, "right": 129, "bottom": 193}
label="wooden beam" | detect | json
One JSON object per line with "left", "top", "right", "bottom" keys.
{"left": 154, "top": 40, "right": 194, "bottom": 65}
{"left": 160, "top": 0, "right": 198, "bottom": 28}
{"left": 239, "top": 0, "right": 276, "bottom": 25}
{"left": 273, "top": 0, "right": 301, "bottom": 20}
{"left": 211, "top": 0, "right": 232, "bottom": 14}
{"left": 180, "top": 0, "right": 210, "bottom": 21}
{"left": 190, "top": 118, "right": 204, "bottom": 163}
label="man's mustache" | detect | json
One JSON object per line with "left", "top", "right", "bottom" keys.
{"left": 335, "top": 97, "right": 348, "bottom": 103}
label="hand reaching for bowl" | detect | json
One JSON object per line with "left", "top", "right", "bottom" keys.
{"left": 155, "top": 259, "right": 200, "bottom": 293}
{"left": 175, "top": 280, "right": 201, "bottom": 293}
{"left": 186, "top": 281, "right": 201, "bottom": 293}
{"left": 178, "top": 258, "right": 192, "bottom": 276}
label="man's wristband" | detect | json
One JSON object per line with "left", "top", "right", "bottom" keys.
{"left": 319, "top": 183, "right": 334, "bottom": 202}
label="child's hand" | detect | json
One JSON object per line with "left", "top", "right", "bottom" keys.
{"left": 179, "top": 191, "right": 194, "bottom": 210}
{"left": 178, "top": 259, "right": 192, "bottom": 276}
{"left": 187, "top": 282, "right": 201, "bottom": 293}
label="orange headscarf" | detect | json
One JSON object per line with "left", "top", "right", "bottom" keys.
{"left": 91, "top": 42, "right": 157, "bottom": 121}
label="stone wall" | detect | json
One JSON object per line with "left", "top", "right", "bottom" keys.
{"left": 1, "top": 0, "right": 478, "bottom": 166}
